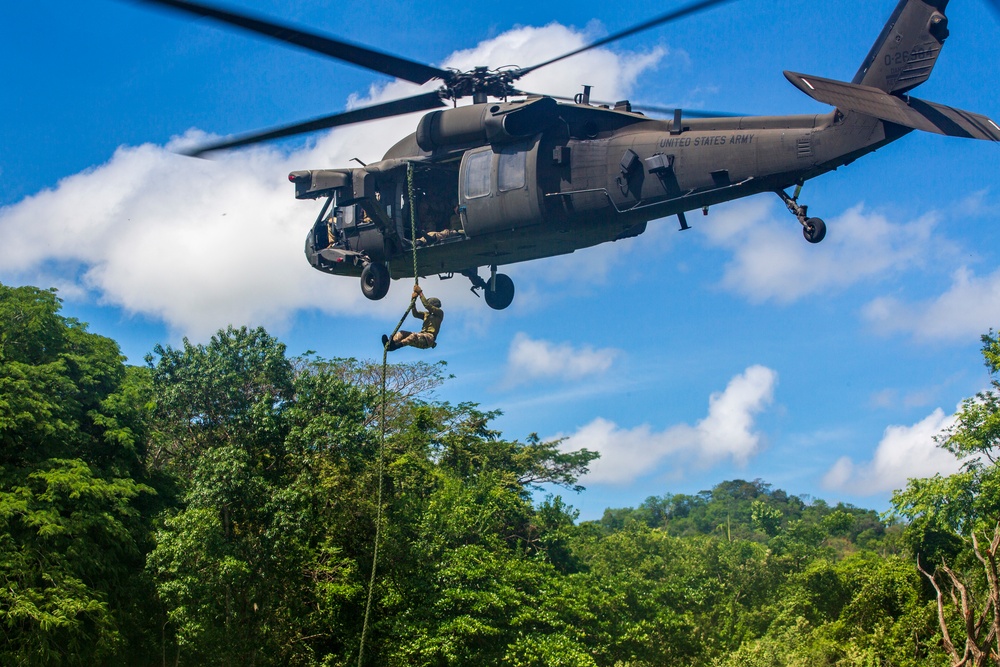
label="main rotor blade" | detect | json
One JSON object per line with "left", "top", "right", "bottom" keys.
{"left": 130, "top": 0, "right": 450, "bottom": 85}
{"left": 184, "top": 91, "right": 447, "bottom": 156}
{"left": 517, "top": 0, "right": 737, "bottom": 77}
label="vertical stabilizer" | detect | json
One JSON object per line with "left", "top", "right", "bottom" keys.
{"left": 853, "top": 0, "right": 950, "bottom": 94}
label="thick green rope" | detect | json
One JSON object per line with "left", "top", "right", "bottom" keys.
{"left": 357, "top": 163, "right": 421, "bottom": 667}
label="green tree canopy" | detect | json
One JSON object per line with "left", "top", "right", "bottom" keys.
{"left": 0, "top": 283, "right": 157, "bottom": 664}
{"left": 4, "top": 280, "right": 983, "bottom": 667}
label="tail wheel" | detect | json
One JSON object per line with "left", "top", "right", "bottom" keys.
{"left": 484, "top": 273, "right": 515, "bottom": 310}
{"left": 803, "top": 217, "right": 827, "bottom": 244}
{"left": 360, "top": 262, "right": 390, "bottom": 300}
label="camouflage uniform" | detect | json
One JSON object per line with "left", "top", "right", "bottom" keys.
{"left": 419, "top": 207, "right": 464, "bottom": 245}
{"left": 389, "top": 292, "right": 443, "bottom": 350}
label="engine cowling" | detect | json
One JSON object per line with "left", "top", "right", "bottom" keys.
{"left": 415, "top": 96, "right": 558, "bottom": 151}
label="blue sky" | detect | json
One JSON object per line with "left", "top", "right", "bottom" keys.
{"left": 3, "top": 0, "right": 1000, "bottom": 519}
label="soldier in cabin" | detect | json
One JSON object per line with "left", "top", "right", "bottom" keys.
{"left": 418, "top": 203, "right": 464, "bottom": 245}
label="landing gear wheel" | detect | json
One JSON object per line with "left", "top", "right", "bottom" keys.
{"left": 360, "top": 262, "right": 390, "bottom": 300}
{"left": 484, "top": 273, "right": 515, "bottom": 310}
{"left": 803, "top": 217, "right": 827, "bottom": 244}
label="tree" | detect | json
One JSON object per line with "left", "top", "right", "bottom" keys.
{"left": 0, "top": 283, "right": 158, "bottom": 664}
{"left": 370, "top": 400, "right": 598, "bottom": 666}
{"left": 144, "top": 336, "right": 599, "bottom": 666}
{"left": 145, "top": 326, "right": 295, "bottom": 477}
{"left": 145, "top": 329, "right": 374, "bottom": 665}
{"left": 5, "top": 283, "right": 957, "bottom": 665}
{"left": 893, "top": 330, "right": 1000, "bottom": 666}
{"left": 0, "top": 284, "right": 139, "bottom": 470}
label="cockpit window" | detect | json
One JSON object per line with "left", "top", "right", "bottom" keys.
{"left": 498, "top": 146, "right": 527, "bottom": 192}
{"left": 464, "top": 150, "right": 491, "bottom": 199}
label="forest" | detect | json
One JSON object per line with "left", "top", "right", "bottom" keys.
{"left": 3, "top": 281, "right": 1000, "bottom": 666}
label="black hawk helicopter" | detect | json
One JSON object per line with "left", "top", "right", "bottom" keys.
{"left": 133, "top": 0, "right": 999, "bottom": 310}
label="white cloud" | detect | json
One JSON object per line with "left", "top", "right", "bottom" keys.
{"left": 700, "top": 200, "right": 937, "bottom": 303}
{"left": 504, "top": 333, "right": 619, "bottom": 386}
{"left": 559, "top": 365, "right": 777, "bottom": 484}
{"left": 863, "top": 266, "right": 1000, "bottom": 342}
{"left": 0, "top": 140, "right": 375, "bottom": 339}
{"left": 955, "top": 188, "right": 995, "bottom": 219}
{"left": 696, "top": 365, "right": 779, "bottom": 464}
{"left": 870, "top": 387, "right": 938, "bottom": 410}
{"left": 0, "top": 24, "right": 665, "bottom": 339}
{"left": 822, "top": 408, "right": 960, "bottom": 495}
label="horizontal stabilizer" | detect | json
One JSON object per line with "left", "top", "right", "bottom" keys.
{"left": 785, "top": 71, "right": 1000, "bottom": 141}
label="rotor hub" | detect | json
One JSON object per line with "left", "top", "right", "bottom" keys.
{"left": 443, "top": 67, "right": 519, "bottom": 102}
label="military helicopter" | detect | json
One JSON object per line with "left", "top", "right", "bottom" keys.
{"left": 133, "top": 0, "right": 998, "bottom": 310}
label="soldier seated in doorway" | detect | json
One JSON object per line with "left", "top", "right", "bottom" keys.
{"left": 414, "top": 195, "right": 443, "bottom": 237}
{"left": 417, "top": 204, "right": 464, "bottom": 245}
{"left": 382, "top": 285, "right": 443, "bottom": 351}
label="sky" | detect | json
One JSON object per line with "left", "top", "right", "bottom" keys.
{"left": 3, "top": 0, "right": 1000, "bottom": 519}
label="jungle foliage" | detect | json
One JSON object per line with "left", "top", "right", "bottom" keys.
{"left": 3, "top": 281, "right": 1000, "bottom": 666}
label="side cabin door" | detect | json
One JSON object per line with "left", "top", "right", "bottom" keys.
{"left": 459, "top": 140, "right": 542, "bottom": 237}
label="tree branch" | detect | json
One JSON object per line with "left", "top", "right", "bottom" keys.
{"left": 919, "top": 556, "right": 964, "bottom": 665}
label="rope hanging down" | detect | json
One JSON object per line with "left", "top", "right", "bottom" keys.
{"left": 357, "top": 163, "right": 421, "bottom": 667}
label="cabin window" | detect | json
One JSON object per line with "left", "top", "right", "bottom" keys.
{"left": 464, "top": 150, "right": 492, "bottom": 199}
{"left": 498, "top": 147, "right": 527, "bottom": 192}
{"left": 337, "top": 205, "right": 355, "bottom": 228}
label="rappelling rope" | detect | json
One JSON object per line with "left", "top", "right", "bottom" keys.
{"left": 357, "top": 163, "right": 421, "bottom": 667}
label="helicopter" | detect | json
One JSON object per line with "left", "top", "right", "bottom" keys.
{"left": 133, "top": 0, "right": 998, "bottom": 310}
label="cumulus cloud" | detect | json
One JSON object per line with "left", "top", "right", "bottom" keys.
{"left": 870, "top": 387, "right": 938, "bottom": 410}
{"left": 822, "top": 408, "right": 961, "bottom": 495}
{"left": 559, "top": 365, "right": 778, "bottom": 484}
{"left": 0, "top": 24, "right": 666, "bottom": 338}
{"left": 700, "top": 200, "right": 937, "bottom": 304}
{"left": 863, "top": 266, "right": 1000, "bottom": 342}
{"left": 504, "top": 333, "right": 619, "bottom": 386}
{"left": 955, "top": 188, "right": 996, "bottom": 219}
{"left": 0, "top": 141, "right": 344, "bottom": 338}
